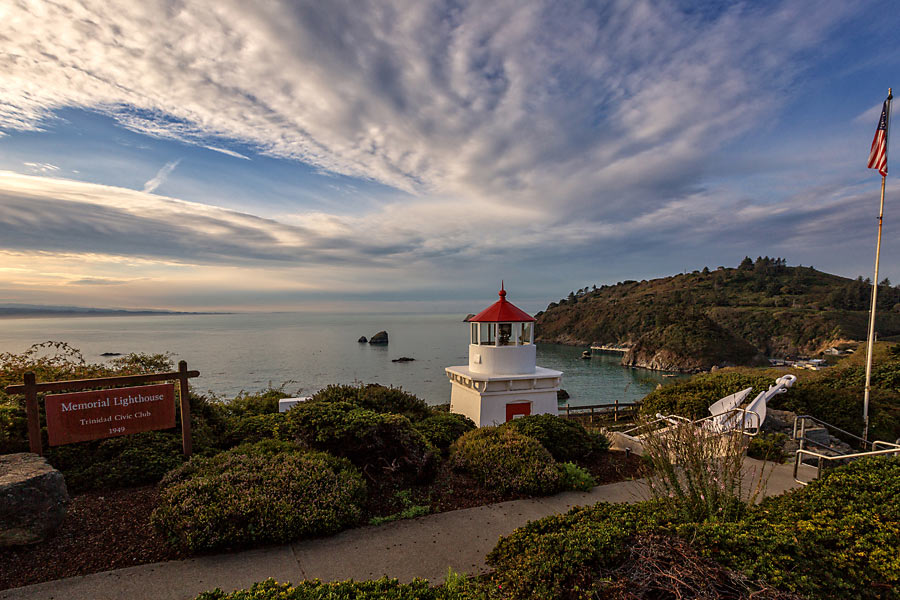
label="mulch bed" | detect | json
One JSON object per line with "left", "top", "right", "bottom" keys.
{"left": 0, "top": 486, "right": 184, "bottom": 591}
{"left": 0, "top": 450, "right": 644, "bottom": 591}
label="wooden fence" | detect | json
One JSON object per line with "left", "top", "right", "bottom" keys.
{"left": 558, "top": 400, "right": 639, "bottom": 425}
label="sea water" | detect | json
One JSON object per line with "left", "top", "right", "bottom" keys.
{"left": 0, "top": 312, "right": 680, "bottom": 406}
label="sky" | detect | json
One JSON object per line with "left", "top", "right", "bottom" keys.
{"left": 1, "top": 0, "right": 899, "bottom": 314}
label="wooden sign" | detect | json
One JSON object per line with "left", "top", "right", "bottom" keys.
{"left": 45, "top": 383, "right": 176, "bottom": 446}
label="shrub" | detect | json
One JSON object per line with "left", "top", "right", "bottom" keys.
{"left": 558, "top": 462, "right": 596, "bottom": 491}
{"left": 0, "top": 403, "right": 27, "bottom": 454}
{"left": 310, "top": 383, "right": 431, "bottom": 421}
{"left": 486, "top": 501, "right": 674, "bottom": 599}
{"left": 46, "top": 431, "right": 185, "bottom": 493}
{"left": 222, "top": 412, "right": 286, "bottom": 447}
{"left": 414, "top": 412, "right": 475, "bottom": 452}
{"left": 221, "top": 388, "right": 288, "bottom": 417}
{"left": 281, "top": 401, "right": 436, "bottom": 479}
{"left": 683, "top": 457, "right": 900, "bottom": 599}
{"left": 451, "top": 427, "right": 563, "bottom": 495}
{"left": 153, "top": 441, "right": 366, "bottom": 552}
{"left": 196, "top": 578, "right": 444, "bottom": 600}
{"left": 746, "top": 432, "right": 788, "bottom": 462}
{"left": 504, "top": 414, "right": 604, "bottom": 462}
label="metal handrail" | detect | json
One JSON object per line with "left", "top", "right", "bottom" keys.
{"left": 793, "top": 446, "right": 900, "bottom": 485}
{"left": 792, "top": 414, "right": 871, "bottom": 448}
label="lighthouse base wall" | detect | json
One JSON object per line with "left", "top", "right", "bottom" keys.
{"left": 449, "top": 383, "right": 558, "bottom": 427}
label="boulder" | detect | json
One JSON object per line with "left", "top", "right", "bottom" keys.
{"left": 391, "top": 357, "right": 415, "bottom": 362}
{"left": 557, "top": 389, "right": 570, "bottom": 401}
{"left": 369, "top": 331, "right": 389, "bottom": 345}
{"left": 357, "top": 336, "right": 368, "bottom": 343}
{"left": 1, "top": 453, "right": 69, "bottom": 547}
{"left": 463, "top": 314, "right": 476, "bottom": 322}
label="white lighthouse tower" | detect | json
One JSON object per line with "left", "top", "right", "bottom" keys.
{"left": 446, "top": 285, "right": 562, "bottom": 427}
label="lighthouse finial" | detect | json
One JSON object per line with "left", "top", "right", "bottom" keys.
{"left": 499, "top": 280, "right": 506, "bottom": 298}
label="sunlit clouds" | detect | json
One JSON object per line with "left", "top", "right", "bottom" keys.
{"left": 0, "top": 0, "right": 897, "bottom": 310}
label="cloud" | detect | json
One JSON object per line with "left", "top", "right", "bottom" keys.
{"left": 203, "top": 145, "right": 251, "bottom": 160}
{"left": 23, "top": 162, "right": 60, "bottom": 174}
{"left": 142, "top": 159, "right": 181, "bottom": 193}
{"left": 0, "top": 0, "right": 850, "bottom": 217}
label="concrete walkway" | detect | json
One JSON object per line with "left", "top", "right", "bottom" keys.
{"left": 0, "top": 458, "right": 801, "bottom": 600}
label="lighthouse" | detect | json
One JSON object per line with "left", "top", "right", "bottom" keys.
{"left": 446, "top": 285, "right": 562, "bottom": 427}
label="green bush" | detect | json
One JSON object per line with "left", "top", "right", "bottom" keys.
{"left": 220, "top": 389, "right": 287, "bottom": 417}
{"left": 47, "top": 431, "right": 185, "bottom": 493}
{"left": 222, "top": 412, "right": 286, "bottom": 447}
{"left": 413, "top": 412, "right": 475, "bottom": 452}
{"left": 558, "top": 462, "right": 596, "bottom": 491}
{"left": 486, "top": 501, "right": 673, "bottom": 599}
{"left": 746, "top": 432, "right": 788, "bottom": 462}
{"left": 310, "top": 384, "right": 432, "bottom": 421}
{"left": 196, "top": 577, "right": 447, "bottom": 600}
{"left": 281, "top": 401, "right": 436, "bottom": 479}
{"left": 451, "top": 427, "right": 563, "bottom": 495}
{"left": 639, "top": 372, "right": 774, "bottom": 419}
{"left": 683, "top": 457, "right": 900, "bottom": 599}
{"left": 504, "top": 414, "right": 604, "bottom": 462}
{"left": 152, "top": 441, "right": 366, "bottom": 552}
{"left": 0, "top": 403, "right": 27, "bottom": 454}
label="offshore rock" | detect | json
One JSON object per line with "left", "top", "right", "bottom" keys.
{"left": 0, "top": 453, "right": 69, "bottom": 547}
{"left": 369, "top": 331, "right": 389, "bottom": 345}
{"left": 463, "top": 313, "right": 476, "bottom": 322}
{"left": 358, "top": 336, "right": 368, "bottom": 343}
{"left": 392, "top": 356, "right": 415, "bottom": 362}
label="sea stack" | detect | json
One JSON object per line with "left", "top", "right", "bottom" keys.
{"left": 445, "top": 284, "right": 562, "bottom": 427}
{"left": 369, "top": 331, "right": 389, "bottom": 345}
{"left": 358, "top": 336, "right": 368, "bottom": 343}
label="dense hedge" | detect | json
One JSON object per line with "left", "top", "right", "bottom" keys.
{"left": 486, "top": 457, "right": 900, "bottom": 600}
{"left": 196, "top": 577, "right": 458, "bottom": 600}
{"left": 282, "top": 401, "right": 436, "bottom": 479}
{"left": 451, "top": 427, "right": 564, "bottom": 495}
{"left": 309, "top": 384, "right": 432, "bottom": 421}
{"left": 413, "top": 412, "right": 475, "bottom": 452}
{"left": 486, "top": 500, "right": 674, "bottom": 599}
{"left": 504, "top": 414, "right": 607, "bottom": 462}
{"left": 47, "top": 431, "right": 185, "bottom": 493}
{"left": 683, "top": 457, "right": 900, "bottom": 599}
{"left": 152, "top": 441, "right": 366, "bottom": 552}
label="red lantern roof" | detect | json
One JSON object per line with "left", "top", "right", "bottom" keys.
{"left": 469, "top": 284, "right": 535, "bottom": 323}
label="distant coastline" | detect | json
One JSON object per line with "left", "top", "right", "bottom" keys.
{"left": 0, "top": 305, "right": 228, "bottom": 319}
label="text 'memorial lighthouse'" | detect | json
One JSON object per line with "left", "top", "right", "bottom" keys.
{"left": 446, "top": 284, "right": 562, "bottom": 427}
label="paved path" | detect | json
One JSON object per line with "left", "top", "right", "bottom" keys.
{"left": 0, "top": 458, "right": 801, "bottom": 600}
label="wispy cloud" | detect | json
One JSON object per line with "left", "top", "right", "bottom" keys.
{"left": 0, "top": 0, "right": 850, "bottom": 215}
{"left": 142, "top": 159, "right": 181, "bottom": 193}
{"left": 203, "top": 146, "right": 251, "bottom": 160}
{"left": 23, "top": 162, "right": 60, "bottom": 174}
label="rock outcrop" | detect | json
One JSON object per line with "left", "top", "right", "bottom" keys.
{"left": 391, "top": 357, "right": 415, "bottom": 362}
{"left": 357, "top": 336, "right": 368, "bottom": 343}
{"left": 463, "top": 313, "right": 476, "bottom": 322}
{"left": 369, "top": 331, "right": 389, "bottom": 345}
{"left": 1, "top": 453, "right": 69, "bottom": 547}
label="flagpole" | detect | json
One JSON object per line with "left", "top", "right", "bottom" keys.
{"left": 863, "top": 87, "right": 892, "bottom": 442}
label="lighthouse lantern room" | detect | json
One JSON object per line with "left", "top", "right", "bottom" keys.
{"left": 446, "top": 285, "right": 562, "bottom": 427}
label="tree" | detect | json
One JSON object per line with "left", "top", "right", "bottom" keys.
{"left": 739, "top": 256, "right": 754, "bottom": 270}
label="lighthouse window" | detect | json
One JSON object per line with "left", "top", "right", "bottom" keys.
{"left": 498, "top": 323, "right": 512, "bottom": 346}
{"left": 520, "top": 323, "right": 532, "bottom": 344}
{"left": 471, "top": 323, "right": 478, "bottom": 344}
{"left": 480, "top": 323, "right": 495, "bottom": 345}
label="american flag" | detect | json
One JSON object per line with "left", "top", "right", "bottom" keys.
{"left": 867, "top": 97, "right": 890, "bottom": 177}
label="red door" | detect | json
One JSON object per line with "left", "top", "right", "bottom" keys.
{"left": 506, "top": 402, "right": 531, "bottom": 422}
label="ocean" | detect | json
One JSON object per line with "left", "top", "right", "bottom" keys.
{"left": 0, "top": 312, "right": 680, "bottom": 407}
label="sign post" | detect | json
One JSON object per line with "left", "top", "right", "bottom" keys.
{"left": 5, "top": 363, "right": 199, "bottom": 456}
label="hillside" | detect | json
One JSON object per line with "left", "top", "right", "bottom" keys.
{"left": 535, "top": 257, "right": 900, "bottom": 371}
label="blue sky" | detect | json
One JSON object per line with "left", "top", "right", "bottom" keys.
{"left": 0, "top": 0, "right": 898, "bottom": 314}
